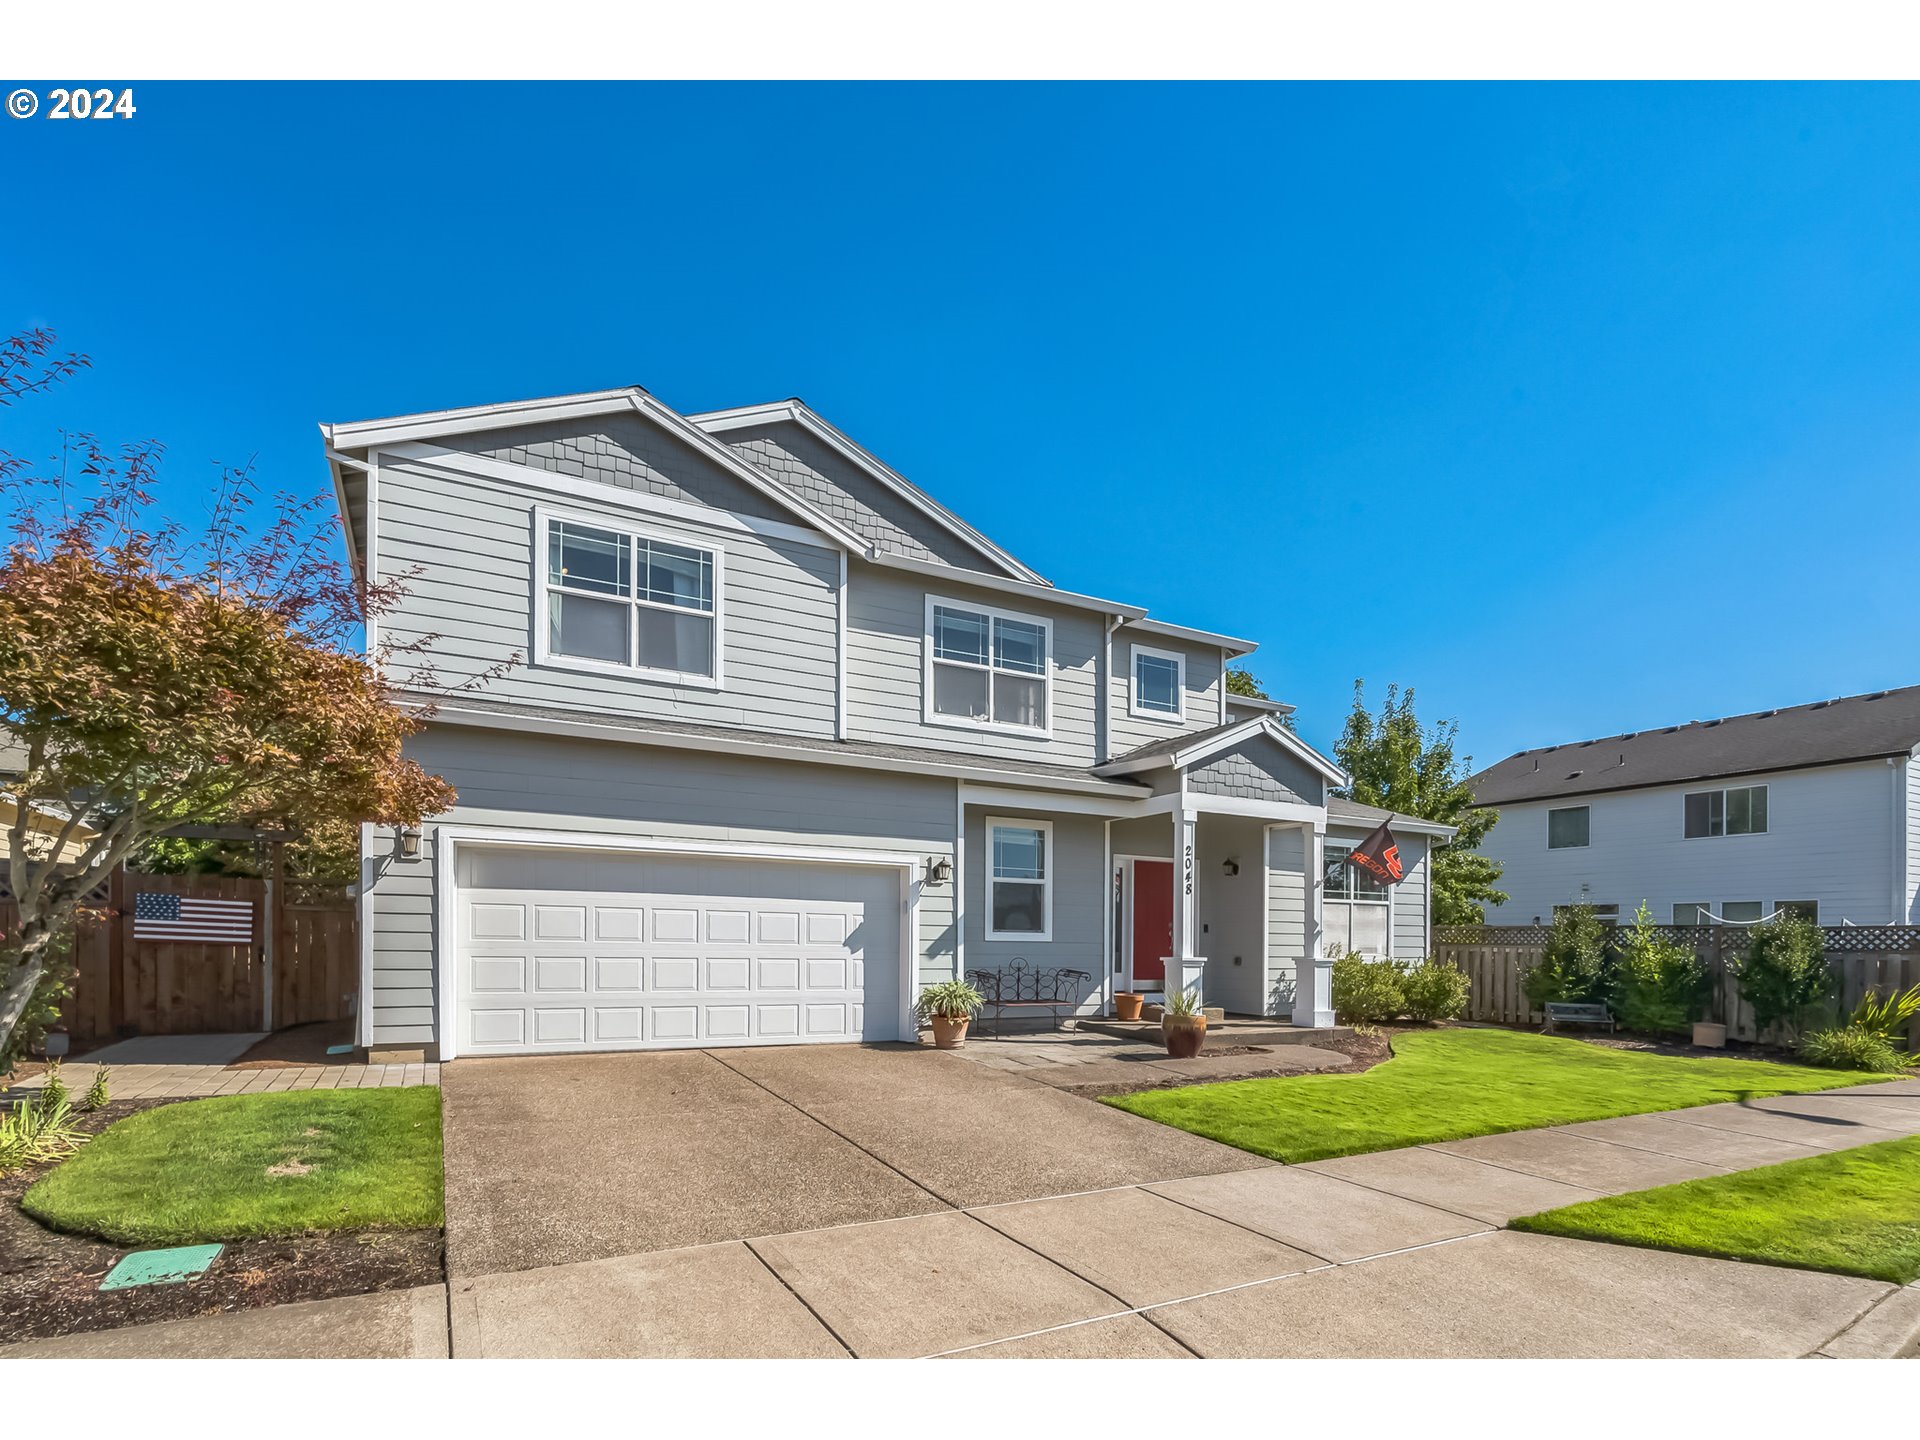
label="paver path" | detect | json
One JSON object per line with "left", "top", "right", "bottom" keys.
{"left": 1, "top": 1033, "right": 440, "bottom": 1099}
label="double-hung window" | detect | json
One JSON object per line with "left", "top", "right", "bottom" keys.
{"left": 987, "top": 819, "right": 1051, "bottom": 939}
{"left": 1683, "top": 784, "right": 1767, "bottom": 839}
{"left": 1322, "top": 841, "right": 1389, "bottom": 956}
{"left": 927, "top": 600, "right": 1049, "bottom": 731}
{"left": 542, "top": 514, "right": 721, "bottom": 683}
{"left": 1130, "top": 645, "right": 1185, "bottom": 720}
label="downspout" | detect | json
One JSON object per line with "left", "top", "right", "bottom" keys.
{"left": 954, "top": 779, "right": 965, "bottom": 981}
{"left": 1100, "top": 614, "right": 1125, "bottom": 765}
{"left": 1893, "top": 756, "right": 1905, "bottom": 925}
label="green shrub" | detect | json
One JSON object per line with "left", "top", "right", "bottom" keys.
{"left": 1610, "top": 904, "right": 1712, "bottom": 1035}
{"left": 1734, "top": 914, "right": 1835, "bottom": 1042}
{"left": 81, "top": 1066, "right": 110, "bottom": 1112}
{"left": 1331, "top": 952, "right": 1405, "bottom": 1024}
{"left": 1522, "top": 905, "right": 1609, "bottom": 1010}
{"left": 1401, "top": 959, "right": 1471, "bottom": 1023}
{"left": 1850, "top": 984, "right": 1920, "bottom": 1047}
{"left": 1798, "top": 1025, "right": 1911, "bottom": 1073}
{"left": 0, "top": 1095, "right": 87, "bottom": 1174}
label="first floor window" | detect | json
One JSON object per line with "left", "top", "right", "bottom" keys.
{"left": 545, "top": 517, "right": 718, "bottom": 679}
{"left": 1720, "top": 900, "right": 1764, "bottom": 924}
{"left": 1684, "top": 784, "right": 1768, "bottom": 838}
{"left": 1674, "top": 902, "right": 1711, "bottom": 926}
{"left": 1547, "top": 806, "right": 1589, "bottom": 849}
{"left": 1132, "top": 646, "right": 1184, "bottom": 718}
{"left": 1323, "top": 843, "right": 1388, "bottom": 902}
{"left": 930, "top": 602, "right": 1049, "bottom": 730}
{"left": 1323, "top": 841, "right": 1389, "bottom": 954}
{"left": 988, "top": 820, "right": 1050, "bottom": 938}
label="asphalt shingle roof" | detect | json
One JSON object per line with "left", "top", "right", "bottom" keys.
{"left": 1469, "top": 684, "right": 1920, "bottom": 807}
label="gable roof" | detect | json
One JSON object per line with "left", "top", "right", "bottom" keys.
{"left": 1327, "top": 795, "right": 1457, "bottom": 840}
{"left": 1470, "top": 683, "right": 1920, "bottom": 807}
{"left": 1096, "top": 715, "right": 1348, "bottom": 787}
{"left": 688, "top": 400, "right": 1047, "bottom": 585}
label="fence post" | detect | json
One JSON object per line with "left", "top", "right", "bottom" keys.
{"left": 261, "top": 843, "right": 283, "bottom": 1032}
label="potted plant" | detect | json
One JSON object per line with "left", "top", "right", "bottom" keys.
{"left": 1114, "top": 991, "right": 1145, "bottom": 1022}
{"left": 1162, "top": 987, "right": 1207, "bottom": 1058}
{"left": 917, "top": 978, "right": 985, "bottom": 1049}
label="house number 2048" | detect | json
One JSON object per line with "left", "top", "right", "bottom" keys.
{"left": 1182, "top": 845, "right": 1194, "bottom": 896}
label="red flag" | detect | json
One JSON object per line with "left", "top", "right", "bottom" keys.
{"left": 1347, "top": 819, "right": 1405, "bottom": 885}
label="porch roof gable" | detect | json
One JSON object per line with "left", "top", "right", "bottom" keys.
{"left": 1095, "top": 715, "right": 1349, "bottom": 788}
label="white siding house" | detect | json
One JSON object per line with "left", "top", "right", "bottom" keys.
{"left": 1470, "top": 688, "right": 1920, "bottom": 928}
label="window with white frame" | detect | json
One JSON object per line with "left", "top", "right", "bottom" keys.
{"left": 928, "top": 600, "right": 1049, "bottom": 730}
{"left": 1322, "top": 841, "right": 1389, "bottom": 955}
{"left": 542, "top": 514, "right": 720, "bottom": 681}
{"left": 1547, "top": 805, "right": 1589, "bottom": 849}
{"left": 1683, "top": 784, "right": 1767, "bottom": 838}
{"left": 987, "top": 819, "right": 1051, "bottom": 938}
{"left": 1131, "top": 645, "right": 1184, "bottom": 720}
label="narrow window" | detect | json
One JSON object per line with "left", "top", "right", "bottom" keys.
{"left": 988, "top": 820, "right": 1050, "bottom": 938}
{"left": 1131, "top": 646, "right": 1184, "bottom": 719}
{"left": 1546, "top": 806, "right": 1589, "bottom": 849}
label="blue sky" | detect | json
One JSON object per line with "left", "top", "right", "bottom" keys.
{"left": 4, "top": 82, "right": 1916, "bottom": 769}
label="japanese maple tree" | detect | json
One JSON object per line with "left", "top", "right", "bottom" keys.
{"left": 0, "top": 329, "right": 457, "bottom": 1061}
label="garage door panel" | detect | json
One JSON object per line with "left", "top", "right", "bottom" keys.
{"left": 456, "top": 855, "right": 901, "bottom": 1055}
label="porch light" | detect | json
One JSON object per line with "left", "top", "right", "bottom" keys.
{"left": 925, "top": 856, "right": 953, "bottom": 885}
{"left": 1221, "top": 859, "right": 1239, "bottom": 877}
{"left": 396, "top": 825, "right": 422, "bottom": 861}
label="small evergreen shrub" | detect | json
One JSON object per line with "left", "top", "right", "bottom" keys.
{"left": 1522, "top": 904, "right": 1610, "bottom": 1010}
{"left": 82, "top": 1066, "right": 110, "bottom": 1112}
{"left": 1799, "top": 1025, "right": 1910, "bottom": 1073}
{"left": 1401, "top": 959, "right": 1471, "bottom": 1023}
{"left": 1331, "top": 952, "right": 1405, "bottom": 1025}
{"left": 1734, "top": 914, "right": 1835, "bottom": 1042}
{"left": 1610, "top": 904, "right": 1712, "bottom": 1035}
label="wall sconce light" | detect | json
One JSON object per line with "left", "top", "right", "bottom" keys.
{"left": 396, "top": 825, "right": 422, "bottom": 861}
{"left": 1221, "top": 859, "right": 1240, "bottom": 877}
{"left": 925, "top": 856, "right": 953, "bottom": 886}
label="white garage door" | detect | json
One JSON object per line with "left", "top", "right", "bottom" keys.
{"left": 455, "top": 846, "right": 904, "bottom": 1055}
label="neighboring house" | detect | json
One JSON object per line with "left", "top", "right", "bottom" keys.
{"left": 1469, "top": 686, "right": 1920, "bottom": 929}
{"left": 322, "top": 388, "right": 1451, "bottom": 1061}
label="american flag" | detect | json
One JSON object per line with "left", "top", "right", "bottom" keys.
{"left": 133, "top": 893, "right": 255, "bottom": 944}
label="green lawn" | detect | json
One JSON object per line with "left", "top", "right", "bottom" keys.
{"left": 23, "top": 1087, "right": 443, "bottom": 1245}
{"left": 1105, "top": 1027, "right": 1886, "bottom": 1163}
{"left": 1512, "top": 1135, "right": 1920, "bottom": 1283}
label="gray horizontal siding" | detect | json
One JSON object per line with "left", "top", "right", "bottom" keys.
{"left": 1107, "top": 638, "right": 1225, "bottom": 759}
{"left": 362, "top": 726, "right": 959, "bottom": 1051}
{"left": 962, "top": 806, "right": 1107, "bottom": 1017}
{"left": 376, "top": 459, "right": 839, "bottom": 736}
{"left": 845, "top": 565, "right": 1102, "bottom": 767}
{"left": 1266, "top": 825, "right": 1307, "bottom": 1014}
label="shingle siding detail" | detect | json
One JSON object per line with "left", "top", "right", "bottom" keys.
{"left": 1188, "top": 741, "right": 1321, "bottom": 805}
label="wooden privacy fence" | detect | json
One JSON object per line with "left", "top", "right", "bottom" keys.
{"left": 1436, "top": 924, "right": 1920, "bottom": 1048}
{"left": 3, "top": 866, "right": 357, "bottom": 1044}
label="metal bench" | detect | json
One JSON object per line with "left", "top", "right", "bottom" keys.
{"left": 1543, "top": 1001, "right": 1617, "bottom": 1035}
{"left": 967, "top": 959, "right": 1092, "bottom": 1037}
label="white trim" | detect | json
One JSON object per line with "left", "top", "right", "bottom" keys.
{"left": 357, "top": 823, "right": 376, "bottom": 1049}
{"left": 1224, "top": 693, "right": 1296, "bottom": 716}
{"left": 1170, "top": 794, "right": 1325, "bottom": 824}
{"left": 985, "top": 815, "right": 1054, "bottom": 943}
{"left": 871, "top": 550, "right": 1144, "bottom": 622}
{"left": 689, "top": 399, "right": 1047, "bottom": 586}
{"left": 835, "top": 549, "right": 849, "bottom": 741}
{"left": 1123, "top": 615, "right": 1259, "bottom": 657}
{"left": 365, "top": 451, "right": 381, "bottom": 655}
{"left": 418, "top": 700, "right": 1145, "bottom": 797}
{"left": 954, "top": 780, "right": 966, "bottom": 982}
{"left": 923, "top": 593, "right": 1054, "bottom": 739}
{"left": 1102, "top": 818, "right": 1114, "bottom": 1016}
{"left": 326, "top": 454, "right": 363, "bottom": 588}
{"left": 533, "top": 506, "right": 726, "bottom": 691}
{"left": 430, "top": 824, "right": 922, "bottom": 1062}
{"left": 1327, "top": 810, "right": 1458, "bottom": 839}
{"left": 1097, "top": 714, "right": 1349, "bottom": 788}
{"left": 386, "top": 442, "right": 842, "bottom": 552}
{"left": 1128, "top": 643, "right": 1187, "bottom": 724}
{"left": 958, "top": 783, "right": 1146, "bottom": 818}
{"left": 1217, "top": 647, "right": 1228, "bottom": 726}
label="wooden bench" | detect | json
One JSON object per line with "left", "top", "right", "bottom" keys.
{"left": 1543, "top": 1001, "right": 1617, "bottom": 1035}
{"left": 967, "top": 960, "right": 1092, "bottom": 1037}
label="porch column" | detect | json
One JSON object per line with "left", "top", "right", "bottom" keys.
{"left": 1293, "top": 819, "right": 1335, "bottom": 1028}
{"left": 1170, "top": 808, "right": 1205, "bottom": 999}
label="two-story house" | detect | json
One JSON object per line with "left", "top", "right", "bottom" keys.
{"left": 1469, "top": 686, "right": 1920, "bottom": 929}
{"left": 323, "top": 387, "right": 1451, "bottom": 1061}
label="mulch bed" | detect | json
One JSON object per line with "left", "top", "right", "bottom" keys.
{"left": 0, "top": 1097, "right": 443, "bottom": 1347}
{"left": 1061, "top": 1027, "right": 1398, "bottom": 1100}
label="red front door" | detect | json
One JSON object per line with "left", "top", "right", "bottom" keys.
{"left": 1130, "top": 860, "right": 1174, "bottom": 985}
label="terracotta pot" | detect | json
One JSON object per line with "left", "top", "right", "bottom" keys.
{"left": 1691, "top": 1021, "right": 1728, "bottom": 1049}
{"left": 1163, "top": 1013, "right": 1207, "bottom": 1059}
{"left": 1114, "top": 992, "right": 1145, "bottom": 1022}
{"left": 930, "top": 1015, "right": 971, "bottom": 1049}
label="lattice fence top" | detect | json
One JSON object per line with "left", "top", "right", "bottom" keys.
{"left": 1437, "top": 923, "right": 1920, "bottom": 954}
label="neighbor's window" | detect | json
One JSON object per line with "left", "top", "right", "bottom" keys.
{"left": 988, "top": 820, "right": 1051, "bottom": 938}
{"left": 1131, "top": 646, "right": 1184, "bottom": 719}
{"left": 1683, "top": 784, "right": 1768, "bottom": 839}
{"left": 1547, "top": 806, "right": 1590, "bottom": 849}
{"left": 545, "top": 516, "right": 719, "bottom": 680}
{"left": 1775, "top": 900, "right": 1819, "bottom": 922}
{"left": 1553, "top": 903, "right": 1620, "bottom": 925}
{"left": 1719, "top": 901, "right": 1764, "bottom": 924}
{"left": 929, "top": 602, "right": 1049, "bottom": 730}
{"left": 1673, "top": 902, "right": 1711, "bottom": 926}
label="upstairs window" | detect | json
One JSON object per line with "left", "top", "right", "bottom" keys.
{"left": 541, "top": 514, "right": 720, "bottom": 683}
{"left": 1547, "top": 806, "right": 1590, "bottom": 849}
{"left": 1131, "top": 645, "right": 1185, "bottom": 720}
{"left": 928, "top": 600, "right": 1049, "bottom": 731}
{"left": 1684, "top": 784, "right": 1767, "bottom": 839}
